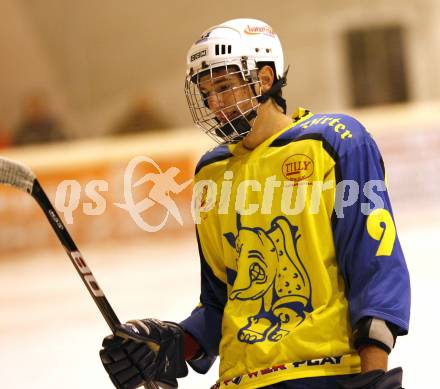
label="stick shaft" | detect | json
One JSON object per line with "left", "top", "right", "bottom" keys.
{"left": 0, "top": 157, "right": 159, "bottom": 389}
{"left": 31, "top": 180, "right": 159, "bottom": 389}
{"left": 32, "top": 180, "right": 122, "bottom": 330}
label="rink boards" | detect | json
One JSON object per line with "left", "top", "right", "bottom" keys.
{"left": 0, "top": 102, "right": 439, "bottom": 253}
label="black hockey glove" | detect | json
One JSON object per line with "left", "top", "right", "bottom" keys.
{"left": 100, "top": 319, "right": 188, "bottom": 389}
{"left": 339, "top": 367, "right": 403, "bottom": 389}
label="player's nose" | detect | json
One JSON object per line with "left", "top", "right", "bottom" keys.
{"left": 207, "top": 92, "right": 224, "bottom": 112}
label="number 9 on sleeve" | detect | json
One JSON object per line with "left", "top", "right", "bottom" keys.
{"left": 366, "top": 209, "right": 396, "bottom": 256}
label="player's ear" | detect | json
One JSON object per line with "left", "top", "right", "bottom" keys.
{"left": 258, "top": 65, "right": 275, "bottom": 94}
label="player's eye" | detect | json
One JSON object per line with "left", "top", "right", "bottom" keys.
{"left": 249, "top": 263, "right": 266, "bottom": 282}
{"left": 216, "top": 84, "right": 231, "bottom": 93}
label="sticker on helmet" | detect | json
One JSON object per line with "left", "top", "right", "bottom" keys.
{"left": 244, "top": 25, "right": 275, "bottom": 37}
{"left": 190, "top": 49, "right": 207, "bottom": 62}
{"left": 195, "top": 31, "right": 211, "bottom": 44}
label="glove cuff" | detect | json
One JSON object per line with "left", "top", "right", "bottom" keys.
{"left": 155, "top": 321, "right": 188, "bottom": 379}
{"left": 339, "top": 367, "right": 403, "bottom": 389}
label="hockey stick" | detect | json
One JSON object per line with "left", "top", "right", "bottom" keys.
{"left": 0, "top": 157, "right": 160, "bottom": 389}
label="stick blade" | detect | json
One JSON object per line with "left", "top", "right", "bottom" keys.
{"left": 0, "top": 157, "right": 36, "bottom": 193}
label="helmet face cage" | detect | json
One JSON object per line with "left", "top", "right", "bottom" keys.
{"left": 185, "top": 61, "right": 262, "bottom": 144}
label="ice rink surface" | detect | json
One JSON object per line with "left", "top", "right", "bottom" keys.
{"left": 0, "top": 211, "right": 438, "bottom": 388}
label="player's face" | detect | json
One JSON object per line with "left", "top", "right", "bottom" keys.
{"left": 198, "top": 68, "right": 257, "bottom": 124}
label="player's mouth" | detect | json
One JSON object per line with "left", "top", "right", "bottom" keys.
{"left": 217, "top": 110, "right": 240, "bottom": 124}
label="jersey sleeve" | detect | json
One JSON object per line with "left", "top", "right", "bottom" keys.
{"left": 180, "top": 230, "right": 227, "bottom": 373}
{"left": 180, "top": 144, "right": 232, "bottom": 373}
{"left": 331, "top": 130, "right": 411, "bottom": 335}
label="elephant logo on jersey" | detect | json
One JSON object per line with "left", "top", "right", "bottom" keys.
{"left": 224, "top": 214, "right": 313, "bottom": 344}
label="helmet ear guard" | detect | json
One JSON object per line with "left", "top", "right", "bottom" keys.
{"left": 256, "top": 65, "right": 289, "bottom": 114}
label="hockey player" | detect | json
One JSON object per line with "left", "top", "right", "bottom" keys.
{"left": 99, "top": 19, "right": 410, "bottom": 389}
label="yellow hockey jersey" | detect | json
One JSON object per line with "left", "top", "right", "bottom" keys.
{"left": 181, "top": 108, "right": 410, "bottom": 389}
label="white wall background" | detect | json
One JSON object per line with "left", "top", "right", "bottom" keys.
{"left": 0, "top": 0, "right": 439, "bottom": 137}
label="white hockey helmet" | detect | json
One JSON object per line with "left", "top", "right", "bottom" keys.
{"left": 186, "top": 18, "right": 284, "bottom": 80}
{"left": 185, "top": 18, "right": 287, "bottom": 144}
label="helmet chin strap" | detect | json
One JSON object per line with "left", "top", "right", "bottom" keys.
{"left": 215, "top": 109, "right": 257, "bottom": 142}
{"left": 216, "top": 67, "right": 289, "bottom": 142}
